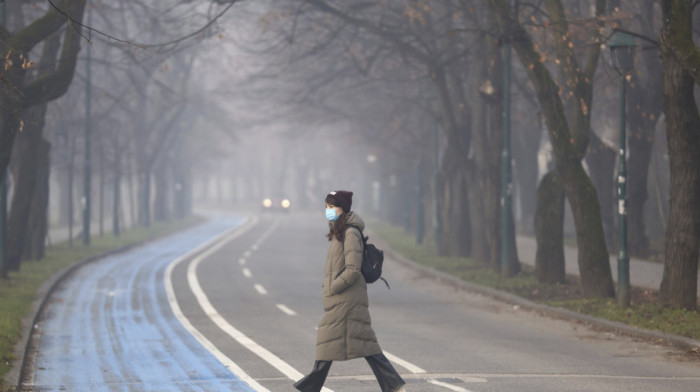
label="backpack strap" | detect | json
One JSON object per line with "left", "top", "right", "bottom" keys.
{"left": 344, "top": 224, "right": 366, "bottom": 244}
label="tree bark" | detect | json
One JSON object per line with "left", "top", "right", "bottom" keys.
{"left": 585, "top": 133, "right": 616, "bottom": 250}
{"left": 623, "top": 0, "right": 663, "bottom": 258}
{"left": 534, "top": 171, "right": 566, "bottom": 283}
{"left": 153, "top": 157, "right": 169, "bottom": 222}
{"left": 487, "top": 0, "right": 615, "bottom": 297}
{"left": 437, "top": 146, "right": 471, "bottom": 257}
{"left": 512, "top": 114, "right": 542, "bottom": 235}
{"left": 658, "top": 0, "right": 700, "bottom": 310}
{"left": 0, "top": 0, "right": 86, "bottom": 181}
{"left": 7, "top": 104, "right": 47, "bottom": 270}
{"left": 23, "top": 138, "right": 51, "bottom": 261}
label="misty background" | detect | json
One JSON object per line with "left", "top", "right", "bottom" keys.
{"left": 2, "top": 0, "right": 696, "bottom": 308}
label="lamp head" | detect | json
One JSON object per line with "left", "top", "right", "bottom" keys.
{"left": 609, "top": 32, "right": 637, "bottom": 75}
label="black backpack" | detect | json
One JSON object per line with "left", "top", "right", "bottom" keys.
{"left": 345, "top": 224, "right": 390, "bottom": 289}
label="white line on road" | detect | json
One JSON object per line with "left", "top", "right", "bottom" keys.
{"left": 239, "top": 258, "right": 246, "bottom": 265}
{"left": 254, "top": 284, "right": 267, "bottom": 295}
{"left": 185, "top": 226, "right": 334, "bottom": 391}
{"left": 242, "top": 268, "right": 252, "bottom": 278}
{"left": 276, "top": 304, "right": 297, "bottom": 316}
{"left": 384, "top": 351, "right": 472, "bottom": 392}
{"left": 428, "top": 379, "right": 473, "bottom": 392}
{"left": 244, "top": 251, "right": 251, "bottom": 258}
{"left": 164, "top": 217, "right": 269, "bottom": 392}
{"left": 384, "top": 351, "right": 426, "bottom": 374}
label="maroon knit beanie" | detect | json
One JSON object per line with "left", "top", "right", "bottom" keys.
{"left": 325, "top": 190, "right": 353, "bottom": 213}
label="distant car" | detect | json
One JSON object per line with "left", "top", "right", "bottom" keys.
{"left": 261, "top": 197, "right": 291, "bottom": 212}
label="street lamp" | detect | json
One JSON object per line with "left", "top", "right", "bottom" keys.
{"left": 609, "top": 31, "right": 636, "bottom": 308}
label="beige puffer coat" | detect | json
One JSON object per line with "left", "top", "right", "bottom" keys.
{"left": 315, "top": 212, "right": 382, "bottom": 361}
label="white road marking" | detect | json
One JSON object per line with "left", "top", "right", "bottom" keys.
{"left": 185, "top": 227, "right": 334, "bottom": 391}
{"left": 242, "top": 268, "right": 252, "bottom": 278}
{"left": 164, "top": 217, "right": 269, "bottom": 392}
{"left": 244, "top": 251, "right": 251, "bottom": 258}
{"left": 254, "top": 284, "right": 267, "bottom": 295}
{"left": 276, "top": 304, "right": 297, "bottom": 316}
{"left": 239, "top": 258, "right": 246, "bottom": 265}
{"left": 428, "top": 379, "right": 472, "bottom": 392}
{"left": 384, "top": 351, "right": 426, "bottom": 374}
{"left": 252, "top": 244, "right": 259, "bottom": 251}
{"left": 384, "top": 351, "right": 471, "bottom": 392}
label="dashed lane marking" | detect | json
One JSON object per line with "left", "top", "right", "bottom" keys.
{"left": 242, "top": 268, "right": 252, "bottom": 278}
{"left": 276, "top": 304, "right": 297, "bottom": 316}
{"left": 254, "top": 284, "right": 267, "bottom": 295}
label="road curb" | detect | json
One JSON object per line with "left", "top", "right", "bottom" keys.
{"left": 8, "top": 219, "right": 207, "bottom": 390}
{"left": 369, "top": 233, "right": 700, "bottom": 353}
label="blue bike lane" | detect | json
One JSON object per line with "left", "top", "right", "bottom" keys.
{"left": 28, "top": 215, "right": 255, "bottom": 391}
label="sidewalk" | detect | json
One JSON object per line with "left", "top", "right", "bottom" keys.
{"left": 516, "top": 235, "right": 700, "bottom": 296}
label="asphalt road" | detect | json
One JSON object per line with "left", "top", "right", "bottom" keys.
{"left": 27, "top": 212, "right": 700, "bottom": 391}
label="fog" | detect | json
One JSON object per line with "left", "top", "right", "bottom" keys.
{"left": 2, "top": 1, "right": 682, "bottom": 294}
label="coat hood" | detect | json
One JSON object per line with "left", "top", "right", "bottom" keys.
{"left": 345, "top": 211, "right": 365, "bottom": 231}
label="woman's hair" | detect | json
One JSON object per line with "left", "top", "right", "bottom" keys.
{"left": 326, "top": 213, "right": 348, "bottom": 242}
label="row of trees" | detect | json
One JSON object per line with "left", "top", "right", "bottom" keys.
{"left": 1, "top": 0, "right": 697, "bottom": 311}
{"left": 0, "top": 1, "right": 237, "bottom": 277}
{"left": 227, "top": 0, "right": 698, "bottom": 309}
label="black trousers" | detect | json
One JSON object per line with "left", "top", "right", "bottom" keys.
{"left": 294, "top": 353, "right": 405, "bottom": 392}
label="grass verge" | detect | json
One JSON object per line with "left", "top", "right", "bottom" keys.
{"left": 368, "top": 219, "right": 700, "bottom": 342}
{"left": 0, "top": 216, "right": 204, "bottom": 385}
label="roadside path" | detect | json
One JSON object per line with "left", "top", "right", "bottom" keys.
{"left": 516, "top": 235, "right": 700, "bottom": 296}
{"left": 26, "top": 215, "right": 252, "bottom": 391}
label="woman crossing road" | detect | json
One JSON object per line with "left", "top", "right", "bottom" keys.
{"left": 294, "top": 190, "right": 406, "bottom": 392}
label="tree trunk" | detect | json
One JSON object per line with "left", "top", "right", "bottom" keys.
{"left": 7, "top": 105, "right": 46, "bottom": 270}
{"left": 139, "top": 172, "right": 151, "bottom": 227}
{"left": 436, "top": 146, "right": 470, "bottom": 257}
{"left": 626, "top": 77, "right": 660, "bottom": 258}
{"left": 469, "top": 36, "right": 494, "bottom": 265}
{"left": 658, "top": 1, "right": 700, "bottom": 309}
{"left": 23, "top": 139, "right": 51, "bottom": 261}
{"left": 68, "top": 134, "right": 76, "bottom": 247}
{"left": 512, "top": 116, "right": 542, "bottom": 235}
{"left": 98, "top": 135, "right": 105, "bottom": 237}
{"left": 585, "top": 133, "right": 616, "bottom": 250}
{"left": 0, "top": 1, "right": 86, "bottom": 182}
{"left": 57, "top": 167, "right": 71, "bottom": 227}
{"left": 626, "top": 124, "right": 654, "bottom": 258}
{"left": 534, "top": 171, "right": 565, "bottom": 283}
{"left": 153, "top": 158, "right": 169, "bottom": 222}
{"left": 113, "top": 150, "right": 121, "bottom": 237}
{"left": 487, "top": 0, "right": 615, "bottom": 297}
{"left": 626, "top": 0, "right": 664, "bottom": 258}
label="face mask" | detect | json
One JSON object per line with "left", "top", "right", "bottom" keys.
{"left": 326, "top": 208, "right": 339, "bottom": 221}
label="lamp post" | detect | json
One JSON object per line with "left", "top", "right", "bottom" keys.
{"left": 609, "top": 31, "right": 636, "bottom": 308}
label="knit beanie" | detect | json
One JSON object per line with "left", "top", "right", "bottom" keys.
{"left": 325, "top": 190, "right": 353, "bottom": 213}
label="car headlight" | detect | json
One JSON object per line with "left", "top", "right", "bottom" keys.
{"left": 281, "top": 199, "right": 291, "bottom": 208}
{"left": 263, "top": 198, "right": 272, "bottom": 208}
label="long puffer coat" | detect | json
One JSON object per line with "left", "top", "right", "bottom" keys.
{"left": 315, "top": 212, "right": 382, "bottom": 361}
